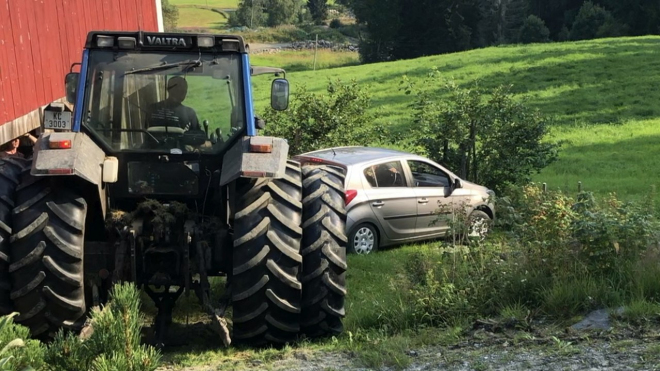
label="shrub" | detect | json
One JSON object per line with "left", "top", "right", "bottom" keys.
{"left": 162, "top": 0, "right": 179, "bottom": 31}
{"left": 401, "top": 72, "right": 559, "bottom": 193}
{"left": 262, "top": 79, "right": 392, "bottom": 155}
{"left": 329, "top": 18, "right": 343, "bottom": 29}
{"left": 570, "top": 1, "right": 618, "bottom": 41}
{"left": 518, "top": 15, "right": 550, "bottom": 44}
{"left": 0, "top": 313, "right": 45, "bottom": 371}
{"left": 46, "top": 283, "right": 161, "bottom": 371}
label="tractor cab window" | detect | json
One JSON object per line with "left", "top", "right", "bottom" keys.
{"left": 82, "top": 51, "right": 245, "bottom": 154}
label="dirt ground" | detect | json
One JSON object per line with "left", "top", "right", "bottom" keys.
{"left": 157, "top": 319, "right": 660, "bottom": 371}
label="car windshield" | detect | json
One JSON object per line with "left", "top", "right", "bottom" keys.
{"left": 81, "top": 50, "right": 245, "bottom": 154}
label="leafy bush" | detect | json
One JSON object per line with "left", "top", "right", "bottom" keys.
{"left": 401, "top": 71, "right": 559, "bottom": 193}
{"left": 375, "top": 186, "right": 660, "bottom": 330}
{"left": 570, "top": 1, "right": 615, "bottom": 41}
{"left": 329, "top": 18, "right": 343, "bottom": 29}
{"left": 518, "top": 15, "right": 550, "bottom": 44}
{"left": 262, "top": 79, "right": 391, "bottom": 155}
{"left": 230, "top": 0, "right": 268, "bottom": 28}
{"left": 162, "top": 0, "right": 179, "bottom": 31}
{"left": 46, "top": 283, "right": 161, "bottom": 371}
{"left": 0, "top": 313, "right": 45, "bottom": 371}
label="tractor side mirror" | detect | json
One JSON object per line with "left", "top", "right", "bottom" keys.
{"left": 65, "top": 73, "right": 79, "bottom": 104}
{"left": 271, "top": 78, "right": 289, "bottom": 111}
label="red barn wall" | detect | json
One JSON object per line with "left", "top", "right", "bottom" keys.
{"left": 0, "top": 0, "right": 161, "bottom": 143}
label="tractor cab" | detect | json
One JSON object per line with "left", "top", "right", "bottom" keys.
{"left": 63, "top": 32, "right": 288, "bottom": 201}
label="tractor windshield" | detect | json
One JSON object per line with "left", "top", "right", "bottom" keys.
{"left": 81, "top": 50, "right": 245, "bottom": 154}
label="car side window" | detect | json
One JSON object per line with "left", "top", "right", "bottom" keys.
{"left": 363, "top": 161, "right": 406, "bottom": 188}
{"left": 408, "top": 160, "right": 450, "bottom": 187}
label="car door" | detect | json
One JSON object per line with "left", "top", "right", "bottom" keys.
{"left": 407, "top": 159, "right": 463, "bottom": 237}
{"left": 362, "top": 160, "right": 417, "bottom": 241}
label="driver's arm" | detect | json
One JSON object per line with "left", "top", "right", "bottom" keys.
{"left": 185, "top": 107, "right": 201, "bottom": 131}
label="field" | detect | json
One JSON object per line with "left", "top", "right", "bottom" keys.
{"left": 159, "top": 37, "right": 660, "bottom": 369}
{"left": 252, "top": 36, "right": 660, "bottom": 199}
{"left": 170, "top": 0, "right": 237, "bottom": 30}
{"left": 170, "top": 0, "right": 239, "bottom": 8}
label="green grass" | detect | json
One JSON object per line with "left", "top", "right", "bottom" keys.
{"left": 170, "top": 0, "right": 239, "bottom": 8}
{"left": 251, "top": 36, "right": 660, "bottom": 199}
{"left": 175, "top": 7, "right": 229, "bottom": 30}
{"left": 251, "top": 50, "right": 359, "bottom": 72}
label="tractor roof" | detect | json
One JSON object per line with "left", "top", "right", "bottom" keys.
{"left": 84, "top": 31, "right": 248, "bottom": 53}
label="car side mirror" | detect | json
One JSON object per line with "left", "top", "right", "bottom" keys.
{"left": 271, "top": 78, "right": 289, "bottom": 111}
{"left": 454, "top": 178, "right": 463, "bottom": 189}
{"left": 65, "top": 73, "right": 79, "bottom": 104}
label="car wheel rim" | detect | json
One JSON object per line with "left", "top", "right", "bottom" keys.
{"left": 353, "top": 227, "right": 375, "bottom": 254}
{"left": 469, "top": 217, "right": 490, "bottom": 241}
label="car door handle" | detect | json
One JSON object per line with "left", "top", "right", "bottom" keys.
{"left": 418, "top": 198, "right": 429, "bottom": 204}
{"left": 372, "top": 201, "right": 385, "bottom": 207}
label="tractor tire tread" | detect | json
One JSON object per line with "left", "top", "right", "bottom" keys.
{"left": 9, "top": 163, "right": 87, "bottom": 337}
{"left": 300, "top": 165, "right": 347, "bottom": 338}
{"left": 232, "top": 163, "right": 303, "bottom": 345}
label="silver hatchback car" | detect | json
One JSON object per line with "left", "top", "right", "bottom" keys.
{"left": 294, "top": 147, "right": 495, "bottom": 254}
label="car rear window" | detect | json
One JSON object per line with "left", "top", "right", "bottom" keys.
{"left": 363, "top": 161, "right": 406, "bottom": 188}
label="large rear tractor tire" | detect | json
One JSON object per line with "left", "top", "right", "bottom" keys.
{"left": 232, "top": 161, "right": 303, "bottom": 345}
{"left": 300, "top": 165, "right": 347, "bottom": 338}
{"left": 0, "top": 157, "right": 30, "bottom": 315}
{"left": 9, "top": 170, "right": 87, "bottom": 338}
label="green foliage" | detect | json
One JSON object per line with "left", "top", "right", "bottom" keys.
{"left": 0, "top": 313, "right": 45, "bottom": 371}
{"left": 162, "top": 0, "right": 180, "bottom": 31}
{"left": 518, "top": 15, "right": 550, "bottom": 44}
{"left": 266, "top": 0, "right": 306, "bottom": 26}
{"left": 46, "top": 283, "right": 161, "bottom": 371}
{"left": 329, "top": 18, "right": 343, "bottom": 28}
{"left": 307, "top": 0, "right": 328, "bottom": 24}
{"left": 569, "top": 1, "right": 613, "bottom": 40}
{"left": 262, "top": 79, "right": 390, "bottom": 155}
{"left": 229, "top": 0, "right": 268, "bottom": 28}
{"left": 401, "top": 70, "right": 559, "bottom": 193}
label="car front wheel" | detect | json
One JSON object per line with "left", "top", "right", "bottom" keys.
{"left": 467, "top": 210, "right": 492, "bottom": 242}
{"left": 348, "top": 224, "right": 378, "bottom": 255}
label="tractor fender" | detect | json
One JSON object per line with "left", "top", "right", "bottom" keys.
{"left": 31, "top": 132, "right": 108, "bottom": 217}
{"left": 220, "top": 136, "right": 289, "bottom": 186}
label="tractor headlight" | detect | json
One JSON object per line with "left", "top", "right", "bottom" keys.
{"left": 198, "top": 36, "right": 214, "bottom": 48}
{"left": 96, "top": 36, "right": 115, "bottom": 48}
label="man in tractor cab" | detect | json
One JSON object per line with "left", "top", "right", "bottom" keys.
{"left": 147, "top": 76, "right": 200, "bottom": 131}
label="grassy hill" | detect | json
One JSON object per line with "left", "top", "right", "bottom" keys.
{"left": 252, "top": 36, "right": 660, "bottom": 199}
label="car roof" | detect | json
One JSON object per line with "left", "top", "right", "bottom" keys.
{"left": 297, "top": 146, "right": 414, "bottom": 166}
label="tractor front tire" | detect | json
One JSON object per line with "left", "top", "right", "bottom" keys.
{"left": 9, "top": 172, "right": 87, "bottom": 338}
{"left": 300, "top": 165, "right": 348, "bottom": 338}
{"left": 0, "top": 157, "right": 29, "bottom": 315}
{"left": 232, "top": 161, "right": 303, "bottom": 345}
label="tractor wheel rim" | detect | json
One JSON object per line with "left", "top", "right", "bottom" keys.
{"left": 353, "top": 227, "right": 375, "bottom": 254}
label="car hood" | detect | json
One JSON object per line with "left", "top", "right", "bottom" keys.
{"left": 461, "top": 179, "right": 491, "bottom": 194}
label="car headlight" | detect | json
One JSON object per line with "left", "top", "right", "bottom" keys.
{"left": 486, "top": 189, "right": 496, "bottom": 199}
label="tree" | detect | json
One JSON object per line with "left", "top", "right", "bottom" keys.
{"left": 229, "top": 0, "right": 267, "bottom": 28}
{"left": 267, "top": 0, "right": 305, "bottom": 27}
{"left": 308, "top": 0, "right": 328, "bottom": 24}
{"left": 161, "top": 0, "right": 179, "bottom": 31}
{"left": 262, "top": 80, "right": 389, "bottom": 155}
{"left": 402, "top": 70, "right": 559, "bottom": 192}
{"left": 518, "top": 14, "right": 550, "bottom": 43}
{"left": 569, "top": 1, "right": 612, "bottom": 40}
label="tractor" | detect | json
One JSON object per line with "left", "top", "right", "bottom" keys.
{"left": 0, "top": 31, "right": 347, "bottom": 347}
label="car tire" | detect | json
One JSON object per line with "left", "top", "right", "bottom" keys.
{"left": 300, "top": 164, "right": 347, "bottom": 339}
{"left": 10, "top": 173, "right": 87, "bottom": 338}
{"left": 467, "top": 210, "right": 492, "bottom": 243}
{"left": 348, "top": 223, "right": 378, "bottom": 255}
{"left": 231, "top": 160, "right": 303, "bottom": 345}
